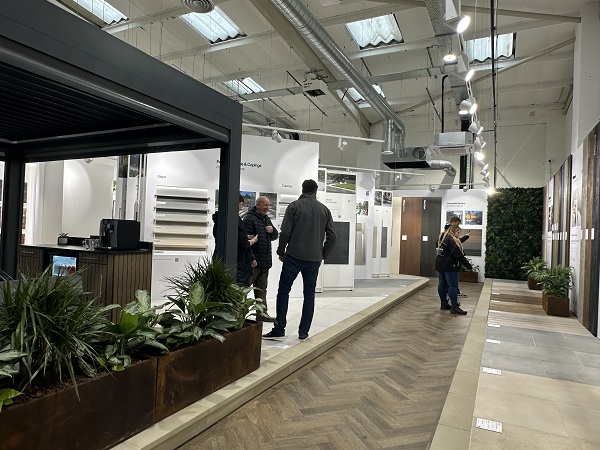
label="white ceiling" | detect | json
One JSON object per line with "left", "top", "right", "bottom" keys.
{"left": 51, "top": 0, "right": 590, "bottom": 163}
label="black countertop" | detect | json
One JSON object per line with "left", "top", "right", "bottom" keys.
{"left": 21, "top": 244, "right": 150, "bottom": 254}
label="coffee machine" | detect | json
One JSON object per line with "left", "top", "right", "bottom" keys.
{"left": 99, "top": 219, "right": 140, "bottom": 250}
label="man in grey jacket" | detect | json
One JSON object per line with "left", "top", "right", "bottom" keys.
{"left": 263, "top": 179, "right": 336, "bottom": 341}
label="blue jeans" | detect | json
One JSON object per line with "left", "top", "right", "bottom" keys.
{"left": 438, "top": 271, "right": 460, "bottom": 307}
{"left": 273, "top": 255, "right": 321, "bottom": 336}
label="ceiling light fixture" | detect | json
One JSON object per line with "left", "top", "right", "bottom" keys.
{"left": 429, "top": 185, "right": 436, "bottom": 192}
{"left": 459, "top": 99, "right": 472, "bottom": 115}
{"left": 271, "top": 130, "right": 283, "bottom": 143}
{"left": 337, "top": 137, "right": 348, "bottom": 151}
{"left": 462, "top": 186, "right": 469, "bottom": 192}
{"left": 456, "top": 15, "right": 471, "bottom": 33}
{"left": 468, "top": 120, "right": 483, "bottom": 135}
{"left": 465, "top": 68, "right": 475, "bottom": 82}
{"left": 474, "top": 136, "right": 486, "bottom": 150}
{"left": 468, "top": 96, "right": 478, "bottom": 114}
{"left": 373, "top": 171, "right": 380, "bottom": 180}
{"left": 474, "top": 151, "right": 485, "bottom": 161}
{"left": 482, "top": 175, "right": 490, "bottom": 183}
{"left": 443, "top": 50, "right": 457, "bottom": 63}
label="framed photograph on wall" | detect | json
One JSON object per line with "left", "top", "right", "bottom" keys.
{"left": 446, "top": 210, "right": 463, "bottom": 223}
{"left": 465, "top": 210, "right": 483, "bottom": 225}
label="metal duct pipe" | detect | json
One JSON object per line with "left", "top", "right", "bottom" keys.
{"left": 429, "top": 159, "right": 457, "bottom": 177}
{"left": 382, "top": 119, "right": 394, "bottom": 154}
{"left": 269, "top": 0, "right": 405, "bottom": 150}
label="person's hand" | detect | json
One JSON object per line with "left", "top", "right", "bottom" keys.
{"left": 265, "top": 225, "right": 273, "bottom": 233}
{"left": 248, "top": 234, "right": 258, "bottom": 245}
{"left": 251, "top": 260, "right": 257, "bottom": 267}
{"left": 279, "top": 254, "right": 285, "bottom": 262}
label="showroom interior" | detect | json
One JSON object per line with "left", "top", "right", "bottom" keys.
{"left": 1, "top": 0, "right": 600, "bottom": 449}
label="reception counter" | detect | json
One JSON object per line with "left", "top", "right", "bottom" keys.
{"left": 18, "top": 243, "right": 153, "bottom": 321}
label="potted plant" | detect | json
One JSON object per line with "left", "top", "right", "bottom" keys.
{"left": 521, "top": 256, "right": 547, "bottom": 290}
{"left": 0, "top": 269, "right": 158, "bottom": 450}
{"left": 57, "top": 232, "right": 69, "bottom": 245}
{"left": 153, "top": 257, "right": 263, "bottom": 421}
{"left": 459, "top": 258, "right": 479, "bottom": 283}
{"left": 536, "top": 265, "right": 573, "bottom": 317}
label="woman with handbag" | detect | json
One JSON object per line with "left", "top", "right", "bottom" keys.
{"left": 435, "top": 224, "right": 472, "bottom": 315}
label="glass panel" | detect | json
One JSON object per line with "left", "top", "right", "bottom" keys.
{"left": 345, "top": 14, "right": 403, "bottom": 49}
{"left": 181, "top": 8, "right": 245, "bottom": 44}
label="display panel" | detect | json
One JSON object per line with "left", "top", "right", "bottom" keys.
{"left": 52, "top": 255, "right": 77, "bottom": 276}
{"left": 324, "top": 221, "right": 350, "bottom": 264}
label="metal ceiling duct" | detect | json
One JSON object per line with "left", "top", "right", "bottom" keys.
{"left": 268, "top": 0, "right": 405, "bottom": 153}
{"left": 181, "top": 0, "right": 215, "bottom": 14}
{"left": 423, "top": 0, "right": 468, "bottom": 106}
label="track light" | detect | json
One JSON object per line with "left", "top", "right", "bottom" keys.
{"left": 84, "top": 158, "right": 93, "bottom": 164}
{"left": 429, "top": 185, "right": 436, "bottom": 192}
{"left": 372, "top": 171, "right": 380, "bottom": 180}
{"left": 456, "top": 15, "right": 471, "bottom": 33}
{"left": 482, "top": 163, "right": 489, "bottom": 171}
{"left": 476, "top": 158, "right": 486, "bottom": 168}
{"left": 465, "top": 68, "right": 475, "bottom": 82}
{"left": 271, "top": 130, "right": 283, "bottom": 143}
{"left": 394, "top": 174, "right": 402, "bottom": 182}
{"left": 468, "top": 120, "right": 483, "bottom": 135}
{"left": 337, "top": 137, "right": 348, "bottom": 151}
{"left": 484, "top": 182, "right": 490, "bottom": 188}
{"left": 462, "top": 186, "right": 469, "bottom": 192}
{"left": 459, "top": 99, "right": 472, "bottom": 115}
{"left": 474, "top": 136, "right": 486, "bottom": 150}
{"left": 482, "top": 175, "right": 490, "bottom": 183}
{"left": 468, "top": 96, "right": 477, "bottom": 114}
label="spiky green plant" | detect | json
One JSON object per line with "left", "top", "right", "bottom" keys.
{"left": 0, "top": 268, "right": 114, "bottom": 396}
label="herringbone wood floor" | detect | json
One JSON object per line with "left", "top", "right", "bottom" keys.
{"left": 181, "top": 281, "right": 483, "bottom": 450}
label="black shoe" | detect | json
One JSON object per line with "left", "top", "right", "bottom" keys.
{"left": 440, "top": 303, "right": 452, "bottom": 310}
{"left": 451, "top": 306, "right": 468, "bottom": 315}
{"left": 262, "top": 330, "right": 285, "bottom": 340}
{"left": 256, "top": 314, "right": 276, "bottom": 323}
{"left": 299, "top": 333, "right": 309, "bottom": 340}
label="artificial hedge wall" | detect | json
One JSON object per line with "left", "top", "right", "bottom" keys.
{"left": 485, "top": 187, "right": 544, "bottom": 280}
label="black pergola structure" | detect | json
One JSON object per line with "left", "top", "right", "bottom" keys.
{"left": 0, "top": 0, "right": 243, "bottom": 278}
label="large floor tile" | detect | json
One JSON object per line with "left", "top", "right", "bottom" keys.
{"left": 481, "top": 352, "right": 547, "bottom": 377}
{"left": 469, "top": 422, "right": 583, "bottom": 450}
{"left": 575, "top": 351, "right": 600, "bottom": 369}
{"left": 542, "top": 360, "right": 600, "bottom": 386}
{"left": 478, "top": 370, "right": 600, "bottom": 409}
{"left": 558, "top": 403, "right": 600, "bottom": 443}
{"left": 473, "top": 389, "right": 567, "bottom": 436}
{"left": 484, "top": 339, "right": 583, "bottom": 365}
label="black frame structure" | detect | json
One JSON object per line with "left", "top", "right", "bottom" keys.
{"left": 0, "top": 0, "right": 242, "bottom": 277}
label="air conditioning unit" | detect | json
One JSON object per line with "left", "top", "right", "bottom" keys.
{"left": 430, "top": 132, "right": 474, "bottom": 155}
{"left": 381, "top": 146, "right": 432, "bottom": 169}
{"left": 302, "top": 79, "right": 328, "bottom": 97}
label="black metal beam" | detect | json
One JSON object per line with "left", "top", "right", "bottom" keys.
{"left": 0, "top": 154, "right": 25, "bottom": 278}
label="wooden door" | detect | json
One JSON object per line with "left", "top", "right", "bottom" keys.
{"left": 399, "top": 197, "right": 422, "bottom": 275}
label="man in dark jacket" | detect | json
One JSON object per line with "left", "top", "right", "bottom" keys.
{"left": 263, "top": 179, "right": 336, "bottom": 341}
{"left": 441, "top": 216, "right": 470, "bottom": 298}
{"left": 243, "top": 196, "right": 278, "bottom": 322}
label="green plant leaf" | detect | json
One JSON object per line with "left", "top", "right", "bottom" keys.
{"left": 0, "top": 388, "right": 22, "bottom": 412}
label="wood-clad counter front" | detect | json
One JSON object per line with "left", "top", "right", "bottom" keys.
{"left": 18, "top": 244, "right": 152, "bottom": 321}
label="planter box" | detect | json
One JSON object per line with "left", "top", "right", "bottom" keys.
{"left": 542, "top": 292, "right": 570, "bottom": 317}
{"left": 459, "top": 271, "right": 479, "bottom": 283}
{"left": 155, "top": 320, "right": 262, "bottom": 421}
{"left": 528, "top": 276, "right": 543, "bottom": 290}
{"left": 0, "top": 358, "right": 157, "bottom": 450}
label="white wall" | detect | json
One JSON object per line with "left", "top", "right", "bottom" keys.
{"left": 62, "top": 160, "right": 115, "bottom": 238}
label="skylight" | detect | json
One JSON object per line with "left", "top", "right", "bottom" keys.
{"left": 345, "top": 15, "right": 403, "bottom": 50}
{"left": 339, "top": 85, "right": 386, "bottom": 105}
{"left": 181, "top": 7, "right": 245, "bottom": 44}
{"left": 465, "top": 33, "right": 515, "bottom": 63}
{"left": 223, "top": 78, "right": 265, "bottom": 96}
{"left": 71, "top": 0, "right": 127, "bottom": 25}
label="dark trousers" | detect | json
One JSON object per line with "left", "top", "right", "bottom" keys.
{"left": 248, "top": 266, "right": 269, "bottom": 306}
{"left": 438, "top": 271, "right": 460, "bottom": 307}
{"left": 273, "top": 255, "right": 321, "bottom": 336}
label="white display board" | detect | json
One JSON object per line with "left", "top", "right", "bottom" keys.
{"left": 570, "top": 143, "right": 583, "bottom": 319}
{"left": 320, "top": 170, "right": 356, "bottom": 290}
{"left": 355, "top": 172, "right": 375, "bottom": 279}
{"left": 372, "top": 190, "right": 383, "bottom": 277}
{"left": 144, "top": 135, "right": 319, "bottom": 305}
{"left": 380, "top": 191, "right": 393, "bottom": 277}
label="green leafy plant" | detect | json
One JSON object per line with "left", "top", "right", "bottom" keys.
{"left": 0, "top": 347, "right": 26, "bottom": 411}
{"left": 0, "top": 268, "right": 114, "bottom": 397}
{"left": 536, "top": 265, "right": 573, "bottom": 298}
{"left": 485, "top": 188, "right": 544, "bottom": 279}
{"left": 460, "top": 257, "right": 479, "bottom": 273}
{"left": 521, "top": 257, "right": 547, "bottom": 280}
{"left": 160, "top": 257, "right": 265, "bottom": 349}
{"left": 99, "top": 290, "right": 169, "bottom": 371}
